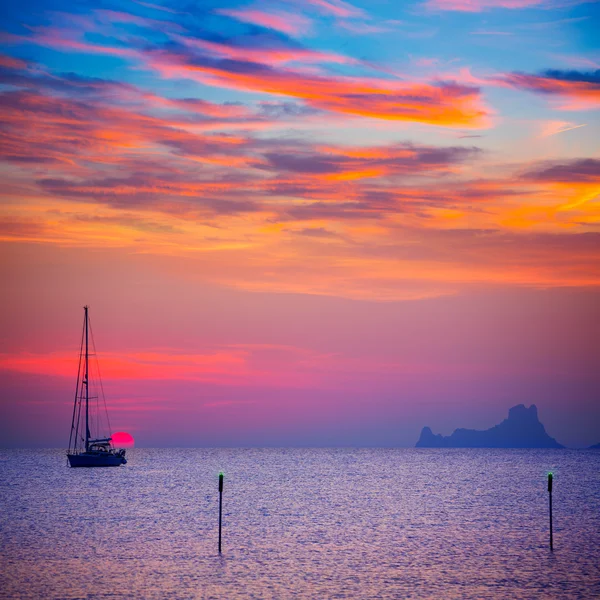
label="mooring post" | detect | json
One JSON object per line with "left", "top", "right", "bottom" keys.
{"left": 548, "top": 472, "right": 553, "bottom": 552}
{"left": 218, "top": 472, "right": 224, "bottom": 554}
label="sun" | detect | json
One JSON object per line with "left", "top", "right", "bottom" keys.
{"left": 111, "top": 431, "right": 135, "bottom": 448}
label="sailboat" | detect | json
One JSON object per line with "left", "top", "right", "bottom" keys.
{"left": 67, "top": 306, "right": 127, "bottom": 467}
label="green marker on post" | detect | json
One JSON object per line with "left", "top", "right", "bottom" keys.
{"left": 548, "top": 472, "right": 553, "bottom": 552}
{"left": 218, "top": 472, "right": 224, "bottom": 554}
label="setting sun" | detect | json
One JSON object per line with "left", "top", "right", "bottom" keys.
{"left": 111, "top": 432, "right": 135, "bottom": 448}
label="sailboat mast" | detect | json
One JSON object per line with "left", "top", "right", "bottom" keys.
{"left": 84, "top": 305, "right": 89, "bottom": 452}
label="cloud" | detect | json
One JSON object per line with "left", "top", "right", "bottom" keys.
{"left": 0, "top": 53, "right": 28, "bottom": 69}
{"left": 14, "top": 13, "right": 489, "bottom": 127}
{"left": 537, "top": 120, "right": 586, "bottom": 137}
{"left": 503, "top": 69, "right": 600, "bottom": 109}
{"left": 216, "top": 8, "right": 312, "bottom": 36}
{"left": 134, "top": 1, "right": 184, "bottom": 15}
{"left": 0, "top": 60, "right": 488, "bottom": 223}
{"left": 523, "top": 158, "right": 600, "bottom": 183}
{"left": 147, "top": 43, "right": 489, "bottom": 126}
{"left": 0, "top": 345, "right": 353, "bottom": 389}
{"left": 36, "top": 175, "right": 262, "bottom": 216}
{"left": 304, "top": 0, "right": 366, "bottom": 19}
{"left": 0, "top": 349, "right": 248, "bottom": 382}
{"left": 1, "top": 60, "right": 596, "bottom": 237}
{"left": 0, "top": 1, "right": 598, "bottom": 305}
{"left": 0, "top": 218, "right": 48, "bottom": 239}
{"left": 336, "top": 21, "right": 392, "bottom": 34}
{"left": 261, "top": 144, "right": 479, "bottom": 178}
{"left": 0, "top": 88, "right": 252, "bottom": 167}
{"left": 288, "top": 227, "right": 341, "bottom": 238}
{"left": 425, "top": 0, "right": 546, "bottom": 12}
{"left": 257, "top": 100, "right": 320, "bottom": 118}
{"left": 176, "top": 35, "right": 354, "bottom": 66}
{"left": 93, "top": 8, "right": 184, "bottom": 32}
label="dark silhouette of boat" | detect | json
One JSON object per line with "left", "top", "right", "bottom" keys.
{"left": 67, "top": 306, "right": 127, "bottom": 467}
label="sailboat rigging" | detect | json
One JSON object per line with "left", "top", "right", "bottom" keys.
{"left": 67, "top": 306, "right": 127, "bottom": 467}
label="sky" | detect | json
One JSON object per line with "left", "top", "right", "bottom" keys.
{"left": 0, "top": 0, "right": 599, "bottom": 448}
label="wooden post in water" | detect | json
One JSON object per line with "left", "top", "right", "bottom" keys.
{"left": 548, "top": 472, "right": 553, "bottom": 552}
{"left": 218, "top": 472, "right": 224, "bottom": 554}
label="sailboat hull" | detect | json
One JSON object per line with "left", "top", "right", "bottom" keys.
{"left": 67, "top": 453, "right": 126, "bottom": 467}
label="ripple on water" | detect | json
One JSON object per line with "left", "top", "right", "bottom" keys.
{"left": 0, "top": 448, "right": 599, "bottom": 599}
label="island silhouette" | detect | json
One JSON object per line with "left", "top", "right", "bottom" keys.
{"left": 589, "top": 442, "right": 600, "bottom": 449}
{"left": 416, "top": 404, "right": 564, "bottom": 448}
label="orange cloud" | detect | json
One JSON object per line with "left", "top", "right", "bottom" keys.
{"left": 0, "top": 346, "right": 353, "bottom": 389}
{"left": 1, "top": 37, "right": 598, "bottom": 304}
{"left": 149, "top": 49, "right": 489, "bottom": 127}
{"left": 16, "top": 25, "right": 488, "bottom": 127}
{"left": 0, "top": 350, "right": 245, "bottom": 380}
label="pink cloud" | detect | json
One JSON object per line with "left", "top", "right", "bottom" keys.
{"left": 176, "top": 35, "right": 354, "bottom": 66}
{"left": 426, "top": 0, "right": 544, "bottom": 11}
{"left": 93, "top": 8, "right": 183, "bottom": 31}
{"left": 12, "top": 20, "right": 488, "bottom": 127}
{"left": 147, "top": 48, "right": 489, "bottom": 127}
{"left": 216, "top": 8, "right": 312, "bottom": 36}
{"left": 305, "top": 0, "right": 366, "bottom": 18}
{"left": 25, "top": 27, "right": 138, "bottom": 59}
{"left": 537, "top": 120, "right": 587, "bottom": 137}
{"left": 0, "top": 53, "right": 27, "bottom": 69}
{"left": 549, "top": 54, "right": 600, "bottom": 70}
{"left": 503, "top": 71, "right": 600, "bottom": 109}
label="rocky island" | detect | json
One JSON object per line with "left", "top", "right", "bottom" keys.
{"left": 416, "top": 404, "right": 564, "bottom": 448}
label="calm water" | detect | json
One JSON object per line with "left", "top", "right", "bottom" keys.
{"left": 1, "top": 449, "right": 599, "bottom": 599}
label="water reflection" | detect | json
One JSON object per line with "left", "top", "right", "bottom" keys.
{"left": 1, "top": 449, "right": 599, "bottom": 599}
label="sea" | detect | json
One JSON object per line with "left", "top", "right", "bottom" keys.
{"left": 1, "top": 448, "right": 599, "bottom": 599}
